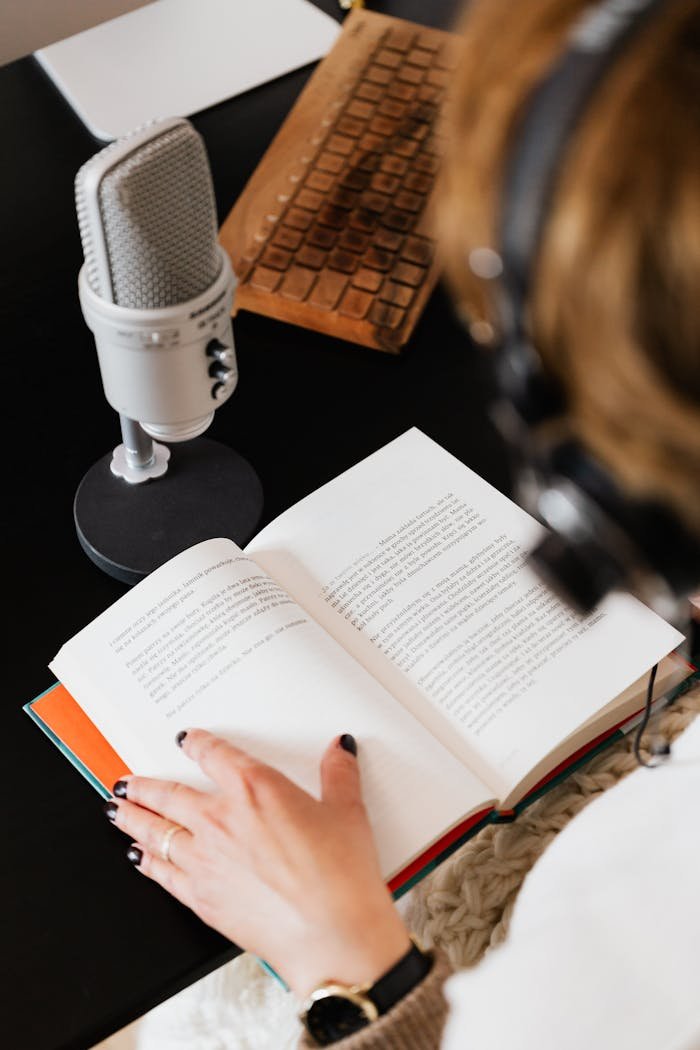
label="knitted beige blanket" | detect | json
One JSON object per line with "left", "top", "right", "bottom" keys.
{"left": 101, "top": 681, "right": 700, "bottom": 1050}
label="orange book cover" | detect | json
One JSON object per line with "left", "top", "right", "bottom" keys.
{"left": 26, "top": 683, "right": 132, "bottom": 798}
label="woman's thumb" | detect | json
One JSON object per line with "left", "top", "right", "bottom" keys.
{"left": 320, "top": 734, "right": 362, "bottom": 808}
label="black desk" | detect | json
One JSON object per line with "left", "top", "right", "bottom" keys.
{"left": 1, "top": 2, "right": 509, "bottom": 1047}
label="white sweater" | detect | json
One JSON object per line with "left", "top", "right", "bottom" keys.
{"left": 442, "top": 710, "right": 700, "bottom": 1050}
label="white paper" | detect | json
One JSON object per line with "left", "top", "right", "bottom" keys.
{"left": 36, "top": 0, "right": 341, "bottom": 140}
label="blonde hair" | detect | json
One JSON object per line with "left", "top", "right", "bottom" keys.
{"left": 437, "top": 0, "right": 700, "bottom": 530}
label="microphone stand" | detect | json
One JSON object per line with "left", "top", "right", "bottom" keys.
{"left": 112, "top": 414, "right": 170, "bottom": 482}
{"left": 74, "top": 413, "right": 264, "bottom": 586}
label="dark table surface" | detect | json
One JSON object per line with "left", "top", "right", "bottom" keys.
{"left": 0, "top": 2, "right": 510, "bottom": 1047}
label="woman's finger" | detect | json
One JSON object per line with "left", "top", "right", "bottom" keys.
{"left": 178, "top": 728, "right": 275, "bottom": 792}
{"left": 127, "top": 842, "right": 194, "bottom": 906}
{"left": 113, "top": 774, "right": 206, "bottom": 831}
{"left": 106, "top": 798, "right": 193, "bottom": 869}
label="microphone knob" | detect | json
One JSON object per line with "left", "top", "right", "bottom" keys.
{"left": 206, "top": 337, "right": 230, "bottom": 357}
{"left": 208, "top": 361, "right": 236, "bottom": 382}
{"left": 212, "top": 381, "right": 233, "bottom": 402}
{"left": 216, "top": 349, "right": 236, "bottom": 366}
{"left": 206, "top": 338, "right": 235, "bottom": 372}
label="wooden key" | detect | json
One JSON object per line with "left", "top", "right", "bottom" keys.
{"left": 309, "top": 270, "right": 348, "bottom": 310}
{"left": 280, "top": 266, "right": 317, "bottom": 300}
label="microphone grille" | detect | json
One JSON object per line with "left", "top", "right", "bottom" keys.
{"left": 75, "top": 119, "right": 221, "bottom": 309}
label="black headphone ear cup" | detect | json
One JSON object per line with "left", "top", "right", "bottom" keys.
{"left": 521, "top": 436, "right": 700, "bottom": 617}
{"left": 526, "top": 529, "right": 623, "bottom": 615}
{"left": 494, "top": 337, "right": 564, "bottom": 426}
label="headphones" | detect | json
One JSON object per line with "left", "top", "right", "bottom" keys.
{"left": 479, "top": 0, "right": 700, "bottom": 625}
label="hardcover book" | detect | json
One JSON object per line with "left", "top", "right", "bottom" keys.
{"left": 27, "top": 429, "right": 689, "bottom": 897}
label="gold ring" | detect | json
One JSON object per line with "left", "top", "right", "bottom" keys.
{"left": 160, "top": 823, "right": 184, "bottom": 863}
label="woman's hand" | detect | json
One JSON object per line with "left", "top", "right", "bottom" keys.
{"left": 104, "top": 730, "right": 411, "bottom": 998}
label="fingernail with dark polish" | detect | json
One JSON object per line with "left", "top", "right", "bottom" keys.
{"left": 175, "top": 730, "right": 188, "bottom": 748}
{"left": 103, "top": 800, "right": 118, "bottom": 821}
{"left": 339, "top": 733, "right": 357, "bottom": 756}
{"left": 112, "top": 779, "right": 128, "bottom": 798}
{"left": 126, "top": 845, "right": 143, "bottom": 867}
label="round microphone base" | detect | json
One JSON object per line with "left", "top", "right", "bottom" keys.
{"left": 74, "top": 437, "right": 264, "bottom": 586}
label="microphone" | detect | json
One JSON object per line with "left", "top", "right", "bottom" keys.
{"left": 75, "top": 116, "right": 237, "bottom": 448}
{"left": 72, "top": 116, "right": 263, "bottom": 585}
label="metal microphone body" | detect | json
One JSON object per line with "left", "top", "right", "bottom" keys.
{"left": 78, "top": 246, "right": 236, "bottom": 442}
{"left": 75, "top": 116, "right": 237, "bottom": 444}
{"left": 71, "top": 116, "right": 264, "bottom": 584}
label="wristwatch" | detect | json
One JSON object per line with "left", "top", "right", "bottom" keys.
{"left": 301, "top": 936, "right": 433, "bottom": 1046}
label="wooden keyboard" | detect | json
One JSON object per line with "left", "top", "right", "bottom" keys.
{"left": 219, "top": 10, "right": 460, "bottom": 353}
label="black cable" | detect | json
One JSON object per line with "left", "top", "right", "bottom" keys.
{"left": 633, "top": 663, "right": 671, "bottom": 767}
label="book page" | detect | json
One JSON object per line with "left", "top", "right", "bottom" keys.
{"left": 49, "top": 537, "right": 493, "bottom": 879}
{"left": 247, "top": 429, "right": 684, "bottom": 802}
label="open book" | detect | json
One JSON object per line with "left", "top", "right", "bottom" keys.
{"left": 27, "top": 429, "right": 689, "bottom": 896}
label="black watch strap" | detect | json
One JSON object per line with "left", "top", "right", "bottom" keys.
{"left": 301, "top": 937, "right": 434, "bottom": 1046}
{"left": 366, "top": 938, "right": 433, "bottom": 1015}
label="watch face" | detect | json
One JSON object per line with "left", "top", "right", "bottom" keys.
{"left": 305, "top": 993, "right": 372, "bottom": 1044}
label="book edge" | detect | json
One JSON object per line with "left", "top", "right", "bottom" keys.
{"left": 24, "top": 690, "right": 112, "bottom": 800}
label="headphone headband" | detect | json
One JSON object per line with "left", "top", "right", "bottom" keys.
{"left": 499, "top": 0, "right": 667, "bottom": 324}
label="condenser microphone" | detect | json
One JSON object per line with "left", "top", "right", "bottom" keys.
{"left": 72, "top": 116, "right": 263, "bottom": 586}
{"left": 75, "top": 115, "right": 238, "bottom": 444}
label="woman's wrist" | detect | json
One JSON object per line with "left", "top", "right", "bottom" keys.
{"left": 299, "top": 935, "right": 436, "bottom": 1047}
{"left": 287, "top": 908, "right": 413, "bottom": 999}
{"left": 298, "top": 947, "right": 451, "bottom": 1050}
